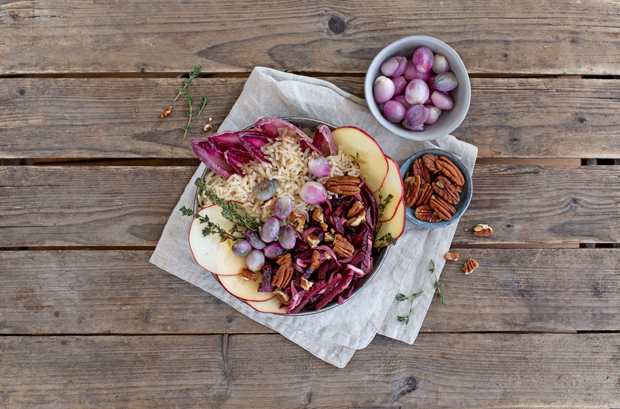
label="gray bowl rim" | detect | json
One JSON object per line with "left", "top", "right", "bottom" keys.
{"left": 364, "top": 35, "right": 471, "bottom": 142}
{"left": 399, "top": 149, "right": 473, "bottom": 229}
{"left": 193, "top": 117, "right": 390, "bottom": 315}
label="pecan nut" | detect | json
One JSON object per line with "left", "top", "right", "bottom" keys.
{"left": 272, "top": 254, "right": 294, "bottom": 289}
{"left": 160, "top": 106, "right": 172, "bottom": 118}
{"left": 300, "top": 277, "right": 313, "bottom": 291}
{"left": 306, "top": 234, "right": 320, "bottom": 248}
{"left": 289, "top": 212, "right": 306, "bottom": 234}
{"left": 429, "top": 195, "right": 455, "bottom": 221}
{"left": 326, "top": 176, "right": 361, "bottom": 196}
{"left": 324, "top": 232, "right": 335, "bottom": 242}
{"left": 346, "top": 210, "right": 366, "bottom": 227}
{"left": 333, "top": 234, "right": 354, "bottom": 258}
{"left": 413, "top": 157, "right": 431, "bottom": 183}
{"left": 473, "top": 224, "right": 493, "bottom": 237}
{"left": 404, "top": 174, "right": 421, "bottom": 208}
{"left": 436, "top": 156, "right": 465, "bottom": 187}
{"left": 444, "top": 252, "right": 459, "bottom": 262}
{"left": 347, "top": 200, "right": 364, "bottom": 217}
{"left": 414, "top": 182, "right": 433, "bottom": 207}
{"left": 414, "top": 204, "right": 441, "bottom": 222}
{"left": 462, "top": 258, "right": 479, "bottom": 275}
{"left": 309, "top": 250, "right": 321, "bottom": 270}
{"left": 422, "top": 153, "right": 439, "bottom": 174}
{"left": 312, "top": 207, "right": 329, "bottom": 230}
{"left": 274, "top": 289, "right": 290, "bottom": 305}
{"left": 432, "top": 176, "right": 460, "bottom": 205}
{"left": 240, "top": 268, "right": 256, "bottom": 281}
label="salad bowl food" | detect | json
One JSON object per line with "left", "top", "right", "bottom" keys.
{"left": 182, "top": 117, "right": 405, "bottom": 315}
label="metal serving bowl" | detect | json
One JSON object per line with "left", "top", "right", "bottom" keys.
{"left": 193, "top": 117, "right": 389, "bottom": 315}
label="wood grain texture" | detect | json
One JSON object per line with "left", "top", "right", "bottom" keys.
{"left": 2, "top": 78, "right": 620, "bottom": 159}
{"left": 1, "top": 249, "right": 619, "bottom": 335}
{"left": 1, "top": 334, "right": 618, "bottom": 407}
{"left": 1, "top": 1, "right": 620, "bottom": 75}
{"left": 2, "top": 165, "right": 620, "bottom": 246}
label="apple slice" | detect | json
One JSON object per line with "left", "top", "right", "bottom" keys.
{"left": 377, "top": 157, "right": 405, "bottom": 222}
{"left": 246, "top": 297, "right": 289, "bottom": 315}
{"left": 331, "top": 126, "right": 389, "bottom": 193}
{"left": 374, "top": 200, "right": 405, "bottom": 247}
{"left": 217, "top": 272, "right": 274, "bottom": 302}
{"left": 189, "top": 205, "right": 247, "bottom": 276}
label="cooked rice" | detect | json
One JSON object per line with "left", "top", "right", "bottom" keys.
{"left": 198, "top": 127, "right": 360, "bottom": 221}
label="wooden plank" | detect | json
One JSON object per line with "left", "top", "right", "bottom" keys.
{"left": 1, "top": 1, "right": 620, "bottom": 75}
{"left": 0, "top": 334, "right": 618, "bottom": 407}
{"left": 1, "top": 249, "right": 619, "bottom": 335}
{"left": 2, "top": 78, "right": 620, "bottom": 159}
{"left": 2, "top": 165, "right": 619, "bottom": 246}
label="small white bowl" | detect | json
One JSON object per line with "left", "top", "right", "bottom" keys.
{"left": 364, "top": 36, "right": 471, "bottom": 142}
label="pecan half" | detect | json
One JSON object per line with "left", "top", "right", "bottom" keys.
{"left": 436, "top": 156, "right": 465, "bottom": 187}
{"left": 473, "top": 224, "right": 493, "bottom": 237}
{"left": 274, "top": 289, "right": 290, "bottom": 305}
{"left": 240, "top": 268, "right": 256, "bottom": 281}
{"left": 432, "top": 176, "right": 459, "bottom": 205}
{"left": 429, "top": 195, "right": 455, "bottom": 221}
{"left": 347, "top": 201, "right": 364, "bottom": 217}
{"left": 289, "top": 212, "right": 306, "bottom": 234}
{"left": 312, "top": 207, "right": 328, "bottom": 231}
{"left": 272, "top": 254, "right": 294, "bottom": 289}
{"left": 300, "top": 277, "right": 313, "bottom": 291}
{"left": 462, "top": 258, "right": 479, "bottom": 275}
{"left": 444, "top": 252, "right": 459, "bottom": 262}
{"left": 414, "top": 205, "right": 441, "bottom": 222}
{"left": 324, "top": 232, "right": 335, "bottom": 242}
{"left": 346, "top": 210, "right": 366, "bottom": 227}
{"left": 309, "top": 250, "right": 321, "bottom": 270}
{"left": 160, "top": 106, "right": 172, "bottom": 118}
{"left": 404, "top": 175, "right": 421, "bottom": 208}
{"left": 414, "top": 182, "right": 433, "bottom": 207}
{"left": 413, "top": 157, "right": 431, "bottom": 183}
{"left": 333, "top": 234, "right": 354, "bottom": 258}
{"left": 422, "top": 153, "right": 439, "bottom": 174}
{"left": 326, "top": 176, "right": 361, "bottom": 196}
{"left": 306, "top": 234, "right": 320, "bottom": 248}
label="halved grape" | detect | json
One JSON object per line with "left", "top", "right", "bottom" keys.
{"left": 231, "top": 240, "right": 252, "bottom": 258}
{"left": 273, "top": 197, "right": 294, "bottom": 220}
{"left": 278, "top": 226, "right": 297, "bottom": 249}
{"left": 260, "top": 217, "right": 280, "bottom": 243}
{"left": 246, "top": 249, "right": 265, "bottom": 272}
{"left": 245, "top": 229, "right": 266, "bottom": 250}
{"left": 264, "top": 242, "right": 286, "bottom": 259}
{"left": 253, "top": 179, "right": 278, "bottom": 202}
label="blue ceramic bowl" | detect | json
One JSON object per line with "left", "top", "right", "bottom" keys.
{"left": 400, "top": 149, "right": 472, "bottom": 229}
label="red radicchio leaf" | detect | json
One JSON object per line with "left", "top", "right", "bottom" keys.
{"left": 288, "top": 280, "right": 328, "bottom": 314}
{"left": 240, "top": 134, "right": 270, "bottom": 149}
{"left": 209, "top": 131, "right": 246, "bottom": 152}
{"left": 301, "top": 227, "right": 321, "bottom": 243}
{"left": 314, "top": 245, "right": 340, "bottom": 266}
{"left": 253, "top": 117, "right": 322, "bottom": 155}
{"left": 312, "top": 125, "right": 337, "bottom": 157}
{"left": 239, "top": 136, "right": 269, "bottom": 163}
{"left": 191, "top": 138, "right": 237, "bottom": 178}
{"left": 225, "top": 149, "right": 254, "bottom": 174}
{"left": 347, "top": 264, "right": 366, "bottom": 277}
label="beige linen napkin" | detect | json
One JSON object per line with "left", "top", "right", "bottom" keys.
{"left": 150, "top": 67, "right": 477, "bottom": 367}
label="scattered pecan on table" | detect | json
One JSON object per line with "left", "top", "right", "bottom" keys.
{"left": 462, "top": 258, "right": 479, "bottom": 275}
{"left": 473, "top": 224, "right": 494, "bottom": 237}
{"left": 444, "top": 252, "right": 459, "bottom": 262}
{"left": 160, "top": 106, "right": 172, "bottom": 118}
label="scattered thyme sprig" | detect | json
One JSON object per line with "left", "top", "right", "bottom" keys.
{"left": 196, "top": 94, "right": 210, "bottom": 117}
{"left": 174, "top": 65, "right": 202, "bottom": 102}
{"left": 396, "top": 290, "right": 424, "bottom": 325}
{"left": 194, "top": 178, "right": 262, "bottom": 232}
{"left": 429, "top": 260, "right": 446, "bottom": 305}
{"left": 182, "top": 96, "right": 194, "bottom": 140}
{"left": 179, "top": 206, "right": 245, "bottom": 241}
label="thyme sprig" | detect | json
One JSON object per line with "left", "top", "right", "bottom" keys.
{"left": 182, "top": 96, "right": 194, "bottom": 140}
{"left": 194, "top": 178, "right": 262, "bottom": 232}
{"left": 396, "top": 290, "right": 424, "bottom": 325}
{"left": 174, "top": 65, "right": 202, "bottom": 102}
{"left": 374, "top": 194, "right": 397, "bottom": 247}
{"left": 196, "top": 94, "right": 210, "bottom": 117}
{"left": 179, "top": 206, "right": 245, "bottom": 241}
{"left": 429, "top": 260, "right": 446, "bottom": 305}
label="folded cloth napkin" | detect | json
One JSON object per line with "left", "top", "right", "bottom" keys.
{"left": 150, "top": 67, "right": 477, "bottom": 367}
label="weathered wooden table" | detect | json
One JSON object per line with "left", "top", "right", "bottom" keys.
{"left": 2, "top": 1, "right": 620, "bottom": 407}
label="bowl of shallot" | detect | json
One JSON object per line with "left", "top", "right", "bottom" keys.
{"left": 364, "top": 36, "right": 471, "bottom": 142}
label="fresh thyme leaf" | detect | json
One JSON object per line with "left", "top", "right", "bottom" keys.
{"left": 182, "top": 96, "right": 194, "bottom": 141}
{"left": 174, "top": 65, "right": 202, "bottom": 102}
{"left": 196, "top": 94, "right": 210, "bottom": 117}
{"left": 179, "top": 206, "right": 194, "bottom": 216}
{"left": 348, "top": 152, "right": 366, "bottom": 165}
{"left": 179, "top": 205, "right": 245, "bottom": 242}
{"left": 396, "top": 290, "right": 423, "bottom": 325}
{"left": 377, "top": 194, "right": 393, "bottom": 219}
{"left": 429, "top": 260, "right": 446, "bottom": 305}
{"left": 194, "top": 177, "right": 262, "bottom": 232}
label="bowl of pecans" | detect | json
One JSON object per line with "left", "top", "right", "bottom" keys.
{"left": 400, "top": 149, "right": 472, "bottom": 229}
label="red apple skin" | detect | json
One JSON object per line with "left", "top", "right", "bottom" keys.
{"left": 377, "top": 156, "right": 405, "bottom": 222}
{"left": 216, "top": 273, "right": 275, "bottom": 302}
{"left": 331, "top": 126, "right": 389, "bottom": 193}
{"left": 245, "top": 297, "right": 289, "bottom": 315}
